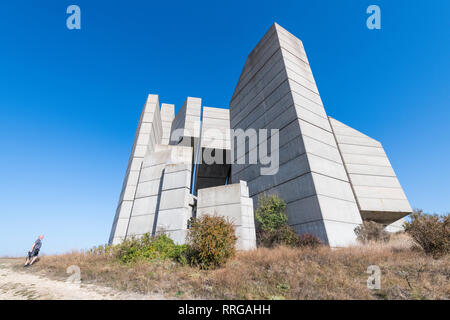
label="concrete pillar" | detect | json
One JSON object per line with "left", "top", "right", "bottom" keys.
{"left": 169, "top": 97, "right": 201, "bottom": 146}
{"left": 169, "top": 97, "right": 202, "bottom": 185}
{"left": 160, "top": 103, "right": 175, "bottom": 145}
{"left": 195, "top": 106, "right": 231, "bottom": 190}
{"left": 197, "top": 181, "right": 256, "bottom": 250}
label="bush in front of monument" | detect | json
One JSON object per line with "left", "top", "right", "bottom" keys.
{"left": 404, "top": 209, "right": 449, "bottom": 258}
{"left": 255, "top": 194, "right": 288, "bottom": 232}
{"left": 297, "top": 233, "right": 323, "bottom": 248}
{"left": 186, "top": 215, "right": 237, "bottom": 269}
{"left": 354, "top": 221, "right": 391, "bottom": 244}
{"left": 113, "top": 233, "right": 187, "bottom": 264}
{"left": 255, "top": 195, "right": 322, "bottom": 248}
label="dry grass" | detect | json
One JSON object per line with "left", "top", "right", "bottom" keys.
{"left": 22, "top": 234, "right": 450, "bottom": 300}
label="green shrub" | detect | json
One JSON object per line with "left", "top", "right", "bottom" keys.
{"left": 113, "top": 233, "right": 187, "bottom": 264}
{"left": 255, "top": 195, "right": 288, "bottom": 232}
{"left": 404, "top": 210, "right": 449, "bottom": 258}
{"left": 152, "top": 234, "right": 188, "bottom": 262}
{"left": 186, "top": 215, "right": 237, "bottom": 269}
{"left": 354, "top": 221, "right": 390, "bottom": 243}
{"left": 255, "top": 195, "right": 316, "bottom": 248}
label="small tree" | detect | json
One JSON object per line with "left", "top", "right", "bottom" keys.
{"left": 186, "top": 215, "right": 237, "bottom": 269}
{"left": 404, "top": 210, "right": 449, "bottom": 258}
{"left": 255, "top": 195, "right": 322, "bottom": 248}
{"left": 255, "top": 194, "right": 288, "bottom": 232}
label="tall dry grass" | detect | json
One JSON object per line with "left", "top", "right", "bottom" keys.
{"left": 24, "top": 233, "right": 449, "bottom": 300}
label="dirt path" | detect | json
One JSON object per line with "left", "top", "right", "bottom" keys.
{"left": 0, "top": 259, "right": 164, "bottom": 300}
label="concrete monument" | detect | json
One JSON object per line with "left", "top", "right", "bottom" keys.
{"left": 109, "top": 23, "right": 412, "bottom": 249}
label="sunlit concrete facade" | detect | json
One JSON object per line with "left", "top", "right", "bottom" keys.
{"left": 109, "top": 23, "right": 411, "bottom": 248}
{"left": 229, "top": 23, "right": 411, "bottom": 245}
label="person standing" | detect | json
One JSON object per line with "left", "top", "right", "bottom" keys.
{"left": 24, "top": 235, "right": 44, "bottom": 266}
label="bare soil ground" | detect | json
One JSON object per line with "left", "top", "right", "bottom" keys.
{"left": 0, "top": 258, "right": 164, "bottom": 300}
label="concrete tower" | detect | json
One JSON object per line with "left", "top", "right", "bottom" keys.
{"left": 229, "top": 23, "right": 411, "bottom": 246}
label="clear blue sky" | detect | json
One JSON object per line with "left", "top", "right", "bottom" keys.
{"left": 0, "top": 1, "right": 448, "bottom": 256}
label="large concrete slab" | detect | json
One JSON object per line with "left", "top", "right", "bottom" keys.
{"left": 329, "top": 117, "right": 412, "bottom": 224}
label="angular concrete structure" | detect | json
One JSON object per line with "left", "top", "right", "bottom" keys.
{"left": 109, "top": 94, "right": 163, "bottom": 244}
{"left": 230, "top": 23, "right": 363, "bottom": 246}
{"left": 130, "top": 145, "right": 193, "bottom": 244}
{"left": 329, "top": 117, "right": 412, "bottom": 225}
{"left": 110, "top": 23, "right": 412, "bottom": 248}
{"left": 109, "top": 94, "right": 256, "bottom": 249}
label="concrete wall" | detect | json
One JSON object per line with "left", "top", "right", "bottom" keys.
{"left": 111, "top": 144, "right": 193, "bottom": 245}
{"left": 155, "top": 162, "right": 194, "bottom": 244}
{"left": 109, "top": 94, "right": 163, "bottom": 244}
{"left": 197, "top": 181, "right": 256, "bottom": 250}
{"left": 160, "top": 103, "right": 175, "bottom": 145}
{"left": 329, "top": 117, "right": 412, "bottom": 224}
{"left": 229, "top": 23, "right": 363, "bottom": 246}
{"left": 200, "top": 107, "right": 231, "bottom": 150}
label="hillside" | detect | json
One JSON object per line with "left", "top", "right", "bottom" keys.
{"left": 7, "top": 234, "right": 449, "bottom": 300}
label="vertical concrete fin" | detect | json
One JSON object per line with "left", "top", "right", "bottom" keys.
{"left": 109, "top": 94, "right": 163, "bottom": 244}
{"left": 169, "top": 96, "right": 202, "bottom": 145}
{"left": 160, "top": 103, "right": 175, "bottom": 145}
{"left": 195, "top": 106, "right": 231, "bottom": 191}
{"left": 169, "top": 97, "right": 202, "bottom": 188}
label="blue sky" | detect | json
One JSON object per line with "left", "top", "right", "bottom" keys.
{"left": 0, "top": 1, "right": 448, "bottom": 256}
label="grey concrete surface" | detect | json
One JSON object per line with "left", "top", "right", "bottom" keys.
{"left": 329, "top": 117, "right": 412, "bottom": 225}
{"left": 229, "top": 23, "right": 363, "bottom": 246}
{"left": 197, "top": 181, "right": 256, "bottom": 250}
